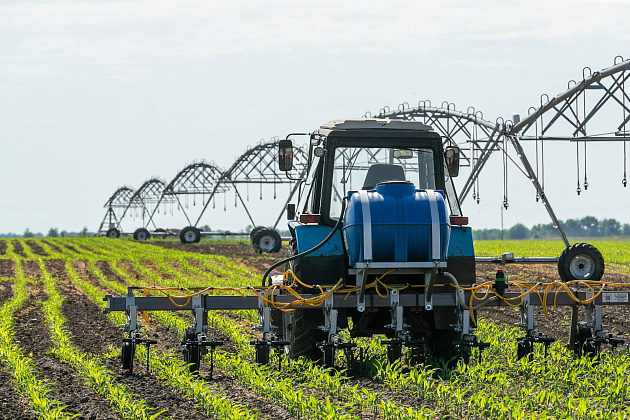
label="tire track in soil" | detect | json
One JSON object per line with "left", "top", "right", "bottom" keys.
{"left": 12, "top": 241, "right": 27, "bottom": 259}
{"left": 0, "top": 241, "right": 7, "bottom": 256}
{"left": 0, "top": 260, "right": 16, "bottom": 278}
{"left": 13, "top": 282, "right": 119, "bottom": 420}
{"left": 24, "top": 241, "right": 48, "bottom": 257}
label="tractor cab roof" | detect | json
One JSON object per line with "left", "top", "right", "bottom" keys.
{"left": 314, "top": 119, "right": 440, "bottom": 142}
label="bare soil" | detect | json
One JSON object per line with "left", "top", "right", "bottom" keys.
{"left": 11, "top": 241, "right": 27, "bottom": 258}
{"left": 0, "top": 369, "right": 36, "bottom": 420}
{"left": 0, "top": 241, "right": 7, "bottom": 256}
{"left": 0, "top": 260, "right": 15, "bottom": 278}
{"left": 24, "top": 241, "right": 48, "bottom": 257}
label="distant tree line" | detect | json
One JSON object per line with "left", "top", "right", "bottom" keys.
{"left": 0, "top": 227, "right": 91, "bottom": 238}
{"left": 473, "top": 216, "right": 630, "bottom": 240}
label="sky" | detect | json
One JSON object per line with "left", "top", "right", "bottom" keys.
{"left": 1, "top": 0, "right": 629, "bottom": 236}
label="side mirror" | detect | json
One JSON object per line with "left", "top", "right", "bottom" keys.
{"left": 278, "top": 140, "right": 294, "bottom": 171}
{"left": 287, "top": 203, "right": 296, "bottom": 220}
{"left": 445, "top": 146, "right": 460, "bottom": 177}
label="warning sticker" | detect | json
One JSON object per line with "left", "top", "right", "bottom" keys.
{"left": 602, "top": 292, "right": 629, "bottom": 303}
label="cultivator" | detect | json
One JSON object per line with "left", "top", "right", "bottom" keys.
{"left": 104, "top": 271, "right": 630, "bottom": 373}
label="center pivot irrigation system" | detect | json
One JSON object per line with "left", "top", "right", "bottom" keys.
{"left": 104, "top": 112, "right": 630, "bottom": 376}
{"left": 97, "top": 140, "right": 308, "bottom": 251}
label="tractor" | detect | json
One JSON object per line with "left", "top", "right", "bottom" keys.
{"left": 268, "top": 118, "right": 480, "bottom": 364}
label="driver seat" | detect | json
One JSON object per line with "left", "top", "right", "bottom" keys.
{"left": 362, "top": 164, "right": 406, "bottom": 189}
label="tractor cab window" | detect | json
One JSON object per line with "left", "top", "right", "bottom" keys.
{"left": 329, "top": 146, "right": 436, "bottom": 219}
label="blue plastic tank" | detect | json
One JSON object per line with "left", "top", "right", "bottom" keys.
{"left": 343, "top": 181, "right": 450, "bottom": 266}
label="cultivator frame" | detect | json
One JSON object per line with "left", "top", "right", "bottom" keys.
{"left": 105, "top": 274, "right": 629, "bottom": 373}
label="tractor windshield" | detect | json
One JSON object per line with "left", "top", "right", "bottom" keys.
{"left": 329, "top": 146, "right": 437, "bottom": 219}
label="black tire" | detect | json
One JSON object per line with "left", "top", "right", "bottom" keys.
{"left": 387, "top": 343, "right": 403, "bottom": 365}
{"left": 517, "top": 340, "right": 531, "bottom": 360}
{"left": 558, "top": 243, "right": 605, "bottom": 282}
{"left": 133, "top": 228, "right": 151, "bottom": 241}
{"left": 283, "top": 309, "right": 328, "bottom": 360}
{"left": 255, "top": 343, "right": 270, "bottom": 365}
{"left": 250, "top": 226, "right": 267, "bottom": 241}
{"left": 106, "top": 228, "right": 121, "bottom": 239}
{"left": 426, "top": 328, "right": 465, "bottom": 363}
{"left": 121, "top": 341, "right": 135, "bottom": 370}
{"left": 183, "top": 344, "right": 201, "bottom": 373}
{"left": 252, "top": 228, "right": 282, "bottom": 253}
{"left": 321, "top": 344, "right": 335, "bottom": 368}
{"left": 180, "top": 226, "right": 201, "bottom": 244}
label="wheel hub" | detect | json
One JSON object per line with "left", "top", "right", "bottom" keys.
{"left": 570, "top": 255, "right": 594, "bottom": 279}
{"left": 184, "top": 231, "right": 196, "bottom": 242}
{"left": 259, "top": 235, "right": 276, "bottom": 252}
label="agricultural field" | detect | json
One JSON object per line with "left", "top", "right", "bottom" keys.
{"left": 1, "top": 237, "right": 630, "bottom": 419}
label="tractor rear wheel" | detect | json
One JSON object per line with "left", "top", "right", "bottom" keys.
{"left": 558, "top": 243, "right": 604, "bottom": 282}
{"left": 283, "top": 309, "right": 328, "bottom": 360}
{"left": 133, "top": 228, "right": 151, "bottom": 241}
{"left": 426, "top": 328, "right": 467, "bottom": 363}
{"left": 252, "top": 228, "right": 282, "bottom": 253}
{"left": 180, "top": 226, "right": 201, "bottom": 244}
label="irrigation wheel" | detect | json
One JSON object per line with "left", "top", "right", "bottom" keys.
{"left": 133, "top": 228, "right": 151, "bottom": 241}
{"left": 249, "top": 226, "right": 267, "bottom": 241}
{"left": 106, "top": 228, "right": 121, "bottom": 239}
{"left": 558, "top": 243, "right": 605, "bottom": 282}
{"left": 180, "top": 226, "right": 201, "bottom": 244}
{"left": 252, "top": 228, "right": 282, "bottom": 253}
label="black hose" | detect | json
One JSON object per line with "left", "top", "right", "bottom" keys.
{"left": 262, "top": 199, "right": 347, "bottom": 287}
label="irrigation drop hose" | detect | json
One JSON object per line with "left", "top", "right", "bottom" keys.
{"left": 262, "top": 198, "right": 347, "bottom": 287}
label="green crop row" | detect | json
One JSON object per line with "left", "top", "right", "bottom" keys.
{"left": 0, "top": 254, "right": 75, "bottom": 420}
{"left": 23, "top": 237, "right": 630, "bottom": 419}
